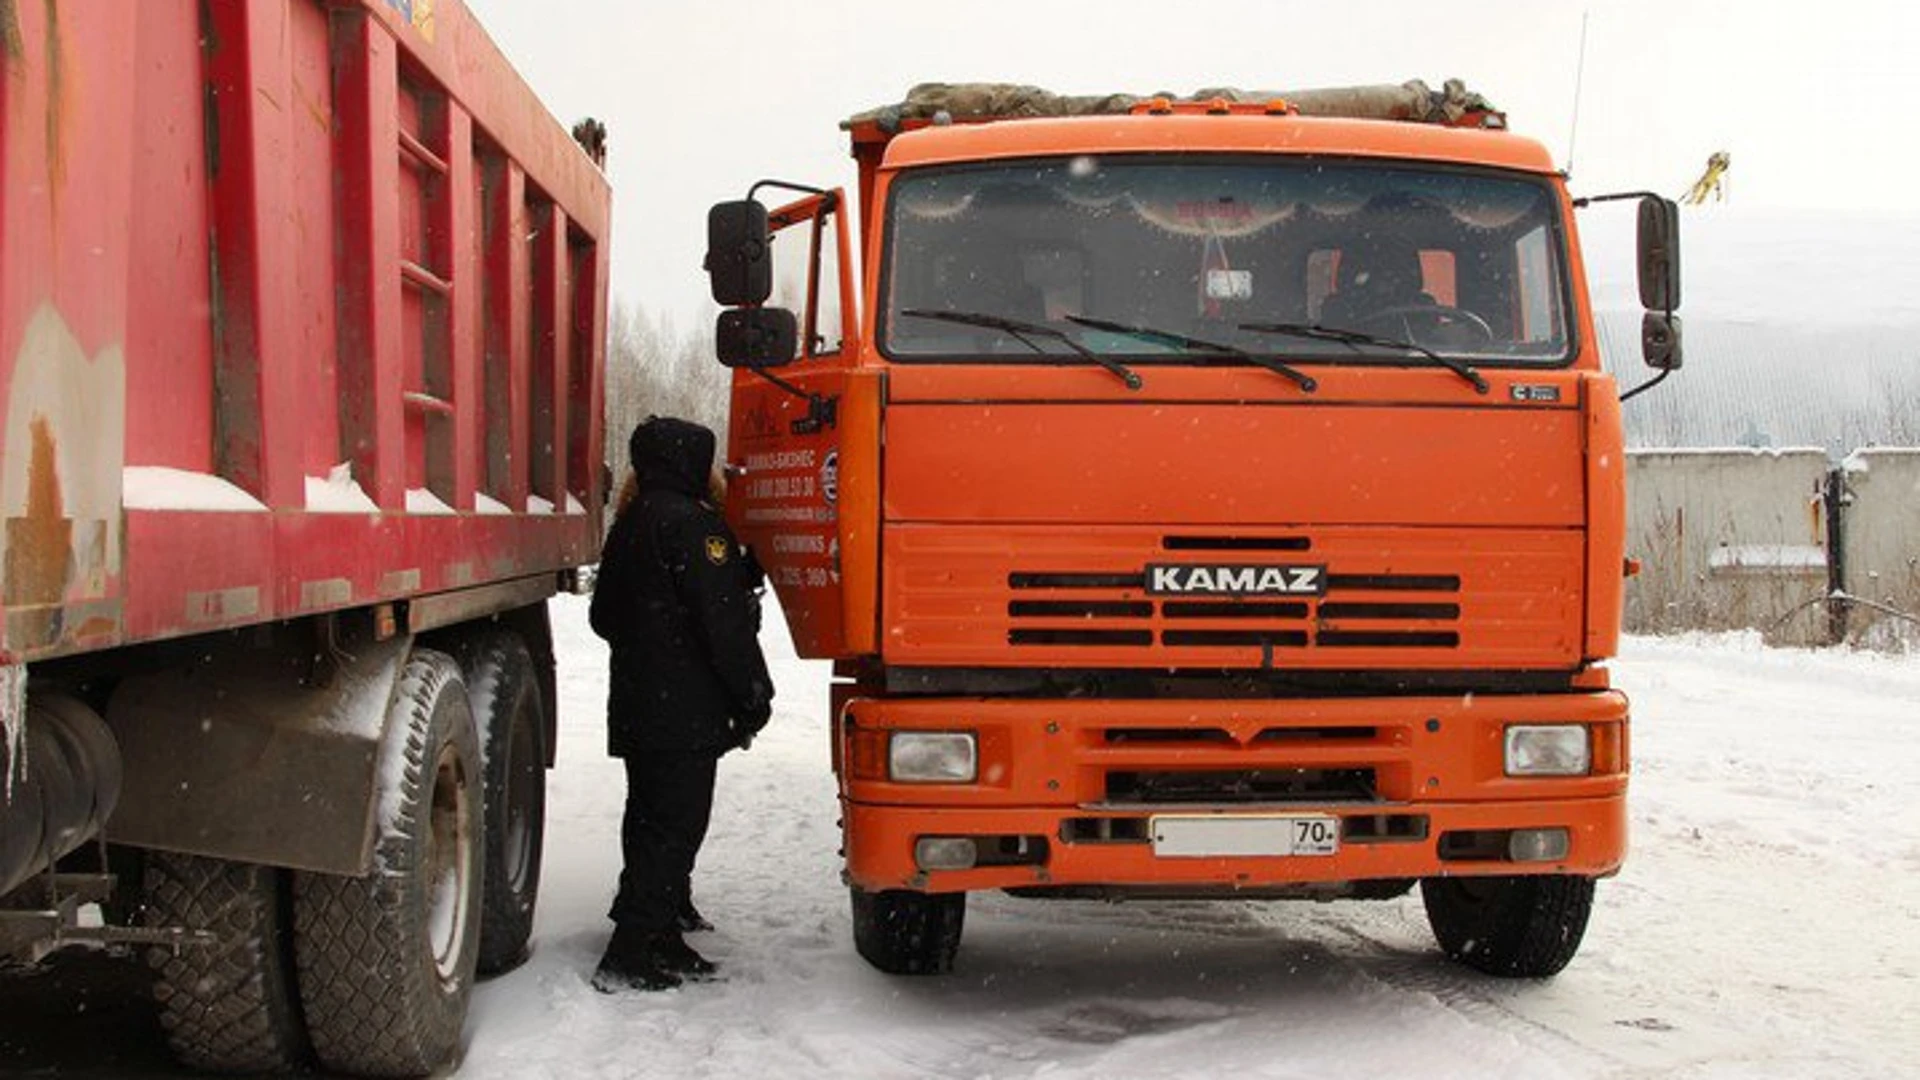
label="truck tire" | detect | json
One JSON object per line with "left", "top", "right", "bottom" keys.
{"left": 142, "top": 851, "right": 308, "bottom": 1073}
{"left": 850, "top": 887, "right": 965, "bottom": 975}
{"left": 293, "top": 649, "right": 482, "bottom": 1078}
{"left": 459, "top": 631, "right": 547, "bottom": 975}
{"left": 1420, "top": 874, "right": 1595, "bottom": 978}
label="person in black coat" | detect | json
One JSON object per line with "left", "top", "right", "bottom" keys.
{"left": 589, "top": 416, "right": 773, "bottom": 992}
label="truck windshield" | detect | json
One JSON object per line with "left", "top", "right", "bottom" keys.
{"left": 880, "top": 156, "right": 1572, "bottom": 367}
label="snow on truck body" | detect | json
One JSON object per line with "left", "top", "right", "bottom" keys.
{"left": 2, "top": 1, "right": 606, "bottom": 1074}
{"left": 713, "top": 84, "right": 1679, "bottom": 978}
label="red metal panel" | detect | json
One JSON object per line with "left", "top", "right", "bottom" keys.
{"left": 4, "top": 0, "right": 607, "bottom": 663}
{"left": 447, "top": 107, "right": 480, "bottom": 509}
{"left": 126, "top": 0, "right": 215, "bottom": 474}
{"left": 567, "top": 232, "right": 603, "bottom": 514}
{"left": 482, "top": 159, "right": 532, "bottom": 509}
{"left": 351, "top": 0, "right": 609, "bottom": 240}
{"left": 1, "top": 1, "right": 139, "bottom": 662}
{"left": 204, "top": 0, "right": 305, "bottom": 509}
{"left": 529, "top": 202, "right": 568, "bottom": 507}
{"left": 331, "top": 11, "right": 406, "bottom": 510}
{"left": 289, "top": 0, "right": 344, "bottom": 482}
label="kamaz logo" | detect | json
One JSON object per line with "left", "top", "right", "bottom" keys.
{"left": 1145, "top": 564, "right": 1327, "bottom": 596}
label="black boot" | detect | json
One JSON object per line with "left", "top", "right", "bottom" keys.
{"left": 591, "top": 926, "right": 682, "bottom": 993}
{"left": 675, "top": 901, "right": 715, "bottom": 934}
{"left": 654, "top": 932, "right": 717, "bottom": 979}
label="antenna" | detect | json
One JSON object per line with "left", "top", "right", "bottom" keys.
{"left": 1565, "top": 9, "right": 1591, "bottom": 176}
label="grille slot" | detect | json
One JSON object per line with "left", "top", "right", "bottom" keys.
{"left": 1162, "top": 629, "right": 1310, "bottom": 647}
{"left": 1106, "top": 767, "right": 1378, "bottom": 804}
{"left": 1161, "top": 601, "right": 1308, "bottom": 619}
{"left": 1008, "top": 628, "right": 1153, "bottom": 647}
{"left": 1008, "top": 600, "right": 1153, "bottom": 619}
{"left": 1252, "top": 726, "right": 1379, "bottom": 743}
{"left": 1326, "top": 574, "right": 1460, "bottom": 592}
{"left": 1009, "top": 572, "right": 1145, "bottom": 590}
{"left": 1319, "top": 602, "right": 1460, "bottom": 620}
{"left": 1316, "top": 630, "right": 1459, "bottom": 648}
{"left": 1163, "top": 535, "right": 1311, "bottom": 551}
{"left": 1104, "top": 728, "right": 1235, "bottom": 745}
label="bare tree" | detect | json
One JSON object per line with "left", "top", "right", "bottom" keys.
{"left": 604, "top": 300, "right": 732, "bottom": 474}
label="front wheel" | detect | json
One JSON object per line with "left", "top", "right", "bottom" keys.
{"left": 850, "top": 887, "right": 965, "bottom": 975}
{"left": 1420, "top": 874, "right": 1595, "bottom": 978}
{"left": 293, "top": 649, "right": 483, "bottom": 1077}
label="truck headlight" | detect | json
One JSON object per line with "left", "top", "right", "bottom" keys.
{"left": 889, "top": 732, "right": 977, "bottom": 783}
{"left": 1504, "top": 725, "right": 1590, "bottom": 776}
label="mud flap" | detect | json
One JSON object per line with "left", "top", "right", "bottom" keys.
{"left": 104, "top": 634, "right": 412, "bottom": 875}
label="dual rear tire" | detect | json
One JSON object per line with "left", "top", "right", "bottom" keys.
{"left": 143, "top": 638, "right": 545, "bottom": 1077}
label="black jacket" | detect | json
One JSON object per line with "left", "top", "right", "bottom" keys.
{"left": 590, "top": 418, "right": 773, "bottom": 757}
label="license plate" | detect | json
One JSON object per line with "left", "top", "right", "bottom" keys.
{"left": 1150, "top": 814, "right": 1341, "bottom": 858}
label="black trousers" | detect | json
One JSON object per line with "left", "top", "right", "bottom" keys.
{"left": 609, "top": 751, "right": 719, "bottom": 933}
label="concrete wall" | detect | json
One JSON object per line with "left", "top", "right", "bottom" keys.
{"left": 1624, "top": 449, "right": 1832, "bottom": 644}
{"left": 1839, "top": 449, "right": 1920, "bottom": 645}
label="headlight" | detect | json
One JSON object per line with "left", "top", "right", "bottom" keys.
{"left": 889, "top": 732, "right": 977, "bottom": 783}
{"left": 1504, "top": 725, "right": 1591, "bottom": 776}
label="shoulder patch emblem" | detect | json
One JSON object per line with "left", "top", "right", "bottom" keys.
{"left": 705, "top": 536, "right": 730, "bottom": 566}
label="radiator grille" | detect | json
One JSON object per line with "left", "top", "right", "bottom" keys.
{"left": 1007, "top": 541, "right": 1462, "bottom": 653}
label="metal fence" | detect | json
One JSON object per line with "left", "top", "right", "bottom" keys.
{"left": 1625, "top": 448, "right": 1920, "bottom": 647}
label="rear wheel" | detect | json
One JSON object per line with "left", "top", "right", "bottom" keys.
{"left": 1420, "top": 874, "right": 1595, "bottom": 978}
{"left": 457, "top": 632, "right": 547, "bottom": 975}
{"left": 142, "top": 852, "right": 308, "bottom": 1073}
{"left": 850, "top": 887, "right": 965, "bottom": 975}
{"left": 294, "top": 649, "right": 482, "bottom": 1077}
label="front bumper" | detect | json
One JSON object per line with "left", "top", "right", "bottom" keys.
{"left": 839, "top": 691, "right": 1628, "bottom": 893}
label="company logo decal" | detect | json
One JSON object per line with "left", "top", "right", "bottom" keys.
{"left": 1144, "top": 564, "right": 1327, "bottom": 596}
{"left": 820, "top": 451, "right": 839, "bottom": 505}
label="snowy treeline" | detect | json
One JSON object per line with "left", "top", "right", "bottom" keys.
{"left": 602, "top": 302, "right": 730, "bottom": 474}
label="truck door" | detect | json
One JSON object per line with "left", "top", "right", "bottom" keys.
{"left": 725, "top": 190, "right": 880, "bottom": 658}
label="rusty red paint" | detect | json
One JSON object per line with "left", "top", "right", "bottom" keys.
{"left": 4, "top": 1, "right": 607, "bottom": 663}
{"left": 3, "top": 416, "right": 70, "bottom": 607}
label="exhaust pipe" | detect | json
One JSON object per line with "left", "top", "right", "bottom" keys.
{"left": 1, "top": 692, "right": 123, "bottom": 899}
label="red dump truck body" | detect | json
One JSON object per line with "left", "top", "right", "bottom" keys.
{"left": 2, "top": 0, "right": 607, "bottom": 665}
{"left": 2, "top": 3, "right": 608, "bottom": 1073}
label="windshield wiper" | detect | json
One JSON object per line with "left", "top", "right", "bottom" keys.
{"left": 1063, "top": 315, "right": 1317, "bottom": 393}
{"left": 1238, "top": 321, "right": 1488, "bottom": 394}
{"left": 901, "top": 309, "right": 1142, "bottom": 390}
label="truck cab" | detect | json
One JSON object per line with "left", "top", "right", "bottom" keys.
{"left": 710, "top": 85, "right": 1679, "bottom": 979}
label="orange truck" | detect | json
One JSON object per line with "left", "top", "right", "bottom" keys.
{"left": 707, "top": 81, "right": 1681, "bottom": 978}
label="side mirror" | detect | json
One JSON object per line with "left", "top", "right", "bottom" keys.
{"left": 1642, "top": 311, "right": 1683, "bottom": 370}
{"left": 1637, "top": 196, "right": 1681, "bottom": 312}
{"left": 706, "top": 200, "right": 772, "bottom": 306}
{"left": 716, "top": 308, "right": 798, "bottom": 369}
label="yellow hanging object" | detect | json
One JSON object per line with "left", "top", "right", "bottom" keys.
{"left": 1681, "top": 151, "right": 1731, "bottom": 205}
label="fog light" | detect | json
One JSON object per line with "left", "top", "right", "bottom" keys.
{"left": 914, "top": 836, "right": 978, "bottom": 871}
{"left": 1508, "top": 828, "right": 1570, "bottom": 862}
{"left": 889, "top": 732, "right": 977, "bottom": 782}
{"left": 1504, "top": 725, "right": 1591, "bottom": 776}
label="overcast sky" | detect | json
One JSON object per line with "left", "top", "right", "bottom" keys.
{"left": 464, "top": 0, "right": 1920, "bottom": 320}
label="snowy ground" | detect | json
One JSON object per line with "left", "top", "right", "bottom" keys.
{"left": 460, "top": 598, "right": 1920, "bottom": 1080}
{"left": 3, "top": 597, "right": 1914, "bottom": 1077}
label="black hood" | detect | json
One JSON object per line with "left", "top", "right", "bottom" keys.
{"left": 630, "top": 416, "right": 715, "bottom": 499}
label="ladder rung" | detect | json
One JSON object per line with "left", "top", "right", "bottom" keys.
{"left": 400, "top": 260, "right": 452, "bottom": 297}
{"left": 397, "top": 129, "right": 449, "bottom": 176}
{"left": 402, "top": 391, "right": 454, "bottom": 416}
